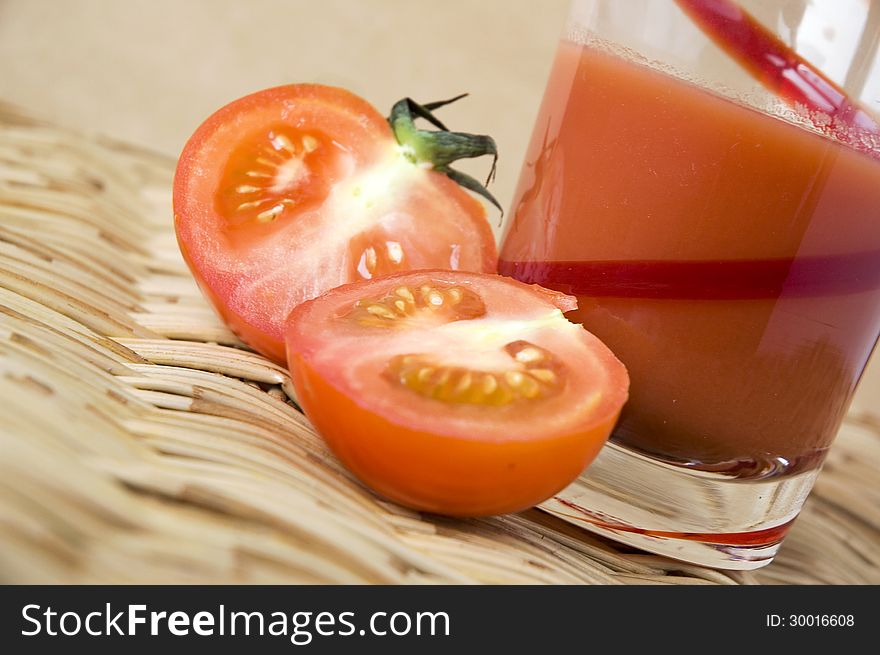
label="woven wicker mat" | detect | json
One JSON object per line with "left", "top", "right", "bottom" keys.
{"left": 1, "top": 105, "right": 878, "bottom": 585}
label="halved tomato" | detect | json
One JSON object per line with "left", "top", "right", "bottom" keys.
{"left": 285, "top": 270, "right": 629, "bottom": 516}
{"left": 174, "top": 85, "right": 498, "bottom": 363}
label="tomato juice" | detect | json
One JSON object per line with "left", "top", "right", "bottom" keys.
{"left": 499, "top": 39, "right": 880, "bottom": 475}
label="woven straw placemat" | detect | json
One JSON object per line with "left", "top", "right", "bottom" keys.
{"left": 1, "top": 104, "right": 878, "bottom": 584}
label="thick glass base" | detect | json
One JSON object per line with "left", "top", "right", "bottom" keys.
{"left": 541, "top": 440, "right": 822, "bottom": 570}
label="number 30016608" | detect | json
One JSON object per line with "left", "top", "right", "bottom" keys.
{"left": 766, "top": 615, "right": 855, "bottom": 627}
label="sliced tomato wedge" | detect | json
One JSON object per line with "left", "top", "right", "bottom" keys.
{"left": 174, "top": 85, "right": 497, "bottom": 363}
{"left": 285, "top": 271, "right": 629, "bottom": 516}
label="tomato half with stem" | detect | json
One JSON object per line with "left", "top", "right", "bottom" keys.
{"left": 174, "top": 85, "right": 499, "bottom": 363}
{"left": 285, "top": 270, "right": 629, "bottom": 517}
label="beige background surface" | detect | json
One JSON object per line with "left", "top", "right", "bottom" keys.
{"left": 1, "top": 0, "right": 877, "bottom": 412}
{"left": 0, "top": 0, "right": 568, "bottom": 208}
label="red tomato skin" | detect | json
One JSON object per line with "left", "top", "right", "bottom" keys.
{"left": 173, "top": 84, "right": 499, "bottom": 364}
{"left": 174, "top": 233, "right": 288, "bottom": 362}
{"left": 290, "top": 354, "right": 618, "bottom": 517}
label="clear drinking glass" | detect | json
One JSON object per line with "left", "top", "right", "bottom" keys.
{"left": 499, "top": 0, "right": 880, "bottom": 569}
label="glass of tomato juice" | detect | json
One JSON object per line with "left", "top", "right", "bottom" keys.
{"left": 499, "top": 0, "right": 880, "bottom": 569}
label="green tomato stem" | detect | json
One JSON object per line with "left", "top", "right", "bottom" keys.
{"left": 388, "top": 95, "right": 502, "bottom": 213}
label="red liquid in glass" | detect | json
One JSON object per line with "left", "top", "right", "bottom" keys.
{"left": 499, "top": 40, "right": 880, "bottom": 474}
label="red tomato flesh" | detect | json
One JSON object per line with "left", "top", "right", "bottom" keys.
{"left": 174, "top": 85, "right": 497, "bottom": 363}
{"left": 285, "top": 271, "right": 629, "bottom": 516}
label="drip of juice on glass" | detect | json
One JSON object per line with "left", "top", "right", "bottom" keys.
{"left": 499, "top": 39, "right": 880, "bottom": 476}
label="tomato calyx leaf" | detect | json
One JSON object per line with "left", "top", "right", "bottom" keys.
{"left": 388, "top": 95, "right": 502, "bottom": 214}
